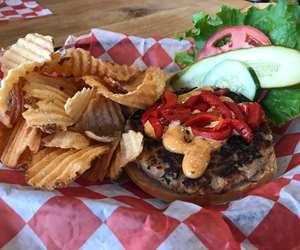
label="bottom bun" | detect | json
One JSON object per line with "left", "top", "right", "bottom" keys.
{"left": 125, "top": 150, "right": 277, "bottom": 205}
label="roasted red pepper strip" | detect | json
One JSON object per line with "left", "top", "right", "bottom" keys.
{"left": 148, "top": 115, "right": 163, "bottom": 138}
{"left": 191, "top": 126, "right": 232, "bottom": 140}
{"left": 249, "top": 103, "right": 264, "bottom": 129}
{"left": 141, "top": 105, "right": 158, "bottom": 125}
{"left": 193, "top": 103, "right": 210, "bottom": 112}
{"left": 224, "top": 101, "right": 245, "bottom": 121}
{"left": 241, "top": 102, "right": 264, "bottom": 129}
{"left": 183, "top": 94, "right": 210, "bottom": 111}
{"left": 226, "top": 119, "right": 253, "bottom": 143}
{"left": 260, "top": 111, "right": 267, "bottom": 123}
{"left": 185, "top": 113, "right": 221, "bottom": 126}
{"left": 183, "top": 94, "right": 203, "bottom": 108}
{"left": 161, "top": 90, "right": 177, "bottom": 109}
{"left": 200, "top": 91, "right": 232, "bottom": 118}
{"left": 160, "top": 107, "right": 192, "bottom": 123}
{"left": 185, "top": 113, "right": 225, "bottom": 131}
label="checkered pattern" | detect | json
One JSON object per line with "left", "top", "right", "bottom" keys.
{"left": 0, "top": 0, "right": 52, "bottom": 21}
{"left": 0, "top": 29, "right": 300, "bottom": 249}
{"left": 63, "top": 28, "right": 191, "bottom": 72}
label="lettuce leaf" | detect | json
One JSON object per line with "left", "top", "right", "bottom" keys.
{"left": 176, "top": 0, "right": 300, "bottom": 66}
{"left": 245, "top": 0, "right": 300, "bottom": 49}
{"left": 174, "top": 51, "right": 194, "bottom": 66}
{"left": 262, "top": 87, "right": 300, "bottom": 126}
{"left": 175, "top": 0, "right": 300, "bottom": 126}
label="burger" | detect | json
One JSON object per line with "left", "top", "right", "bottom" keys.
{"left": 125, "top": 88, "right": 277, "bottom": 205}
{"left": 123, "top": 0, "right": 300, "bottom": 204}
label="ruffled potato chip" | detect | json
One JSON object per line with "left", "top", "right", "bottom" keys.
{"left": 43, "top": 131, "right": 90, "bottom": 149}
{"left": 22, "top": 73, "right": 78, "bottom": 133}
{"left": 18, "top": 148, "right": 34, "bottom": 168}
{"left": 1, "top": 119, "right": 41, "bottom": 168}
{"left": 43, "top": 48, "right": 138, "bottom": 80}
{"left": 84, "top": 130, "right": 114, "bottom": 143}
{"left": 23, "top": 100, "right": 74, "bottom": 133}
{"left": 0, "top": 33, "right": 54, "bottom": 76}
{"left": 74, "top": 94, "right": 125, "bottom": 136}
{"left": 83, "top": 133, "right": 121, "bottom": 182}
{"left": 26, "top": 145, "right": 108, "bottom": 190}
{"left": 83, "top": 67, "right": 166, "bottom": 109}
{"left": 30, "top": 148, "right": 54, "bottom": 167}
{"left": 109, "top": 130, "right": 143, "bottom": 180}
{"left": 0, "top": 62, "right": 46, "bottom": 127}
{"left": 8, "top": 81, "right": 24, "bottom": 126}
{"left": 23, "top": 72, "right": 78, "bottom": 105}
{"left": 64, "top": 87, "right": 95, "bottom": 122}
{"left": 0, "top": 122, "right": 12, "bottom": 157}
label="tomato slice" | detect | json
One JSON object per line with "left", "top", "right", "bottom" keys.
{"left": 197, "top": 25, "right": 271, "bottom": 59}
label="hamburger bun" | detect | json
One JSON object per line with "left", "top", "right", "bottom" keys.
{"left": 126, "top": 149, "right": 277, "bottom": 205}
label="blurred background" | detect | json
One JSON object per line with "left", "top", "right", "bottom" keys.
{"left": 248, "top": 0, "right": 300, "bottom": 3}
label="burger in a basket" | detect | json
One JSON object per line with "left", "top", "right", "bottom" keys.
{"left": 1, "top": 0, "right": 300, "bottom": 205}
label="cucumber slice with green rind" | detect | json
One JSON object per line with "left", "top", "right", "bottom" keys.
{"left": 172, "top": 46, "right": 300, "bottom": 90}
{"left": 203, "top": 60, "right": 258, "bottom": 100}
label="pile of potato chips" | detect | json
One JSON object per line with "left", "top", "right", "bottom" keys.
{"left": 0, "top": 33, "right": 166, "bottom": 190}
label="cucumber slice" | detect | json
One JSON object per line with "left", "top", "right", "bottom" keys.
{"left": 203, "top": 60, "right": 258, "bottom": 100}
{"left": 172, "top": 46, "right": 300, "bottom": 89}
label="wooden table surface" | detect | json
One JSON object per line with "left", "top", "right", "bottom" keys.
{"left": 0, "top": 0, "right": 250, "bottom": 48}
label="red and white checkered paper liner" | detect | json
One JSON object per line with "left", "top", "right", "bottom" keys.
{"left": 0, "top": 29, "right": 300, "bottom": 250}
{"left": 0, "top": 0, "right": 52, "bottom": 21}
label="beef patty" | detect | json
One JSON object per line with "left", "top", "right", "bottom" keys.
{"left": 135, "top": 124, "right": 274, "bottom": 194}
